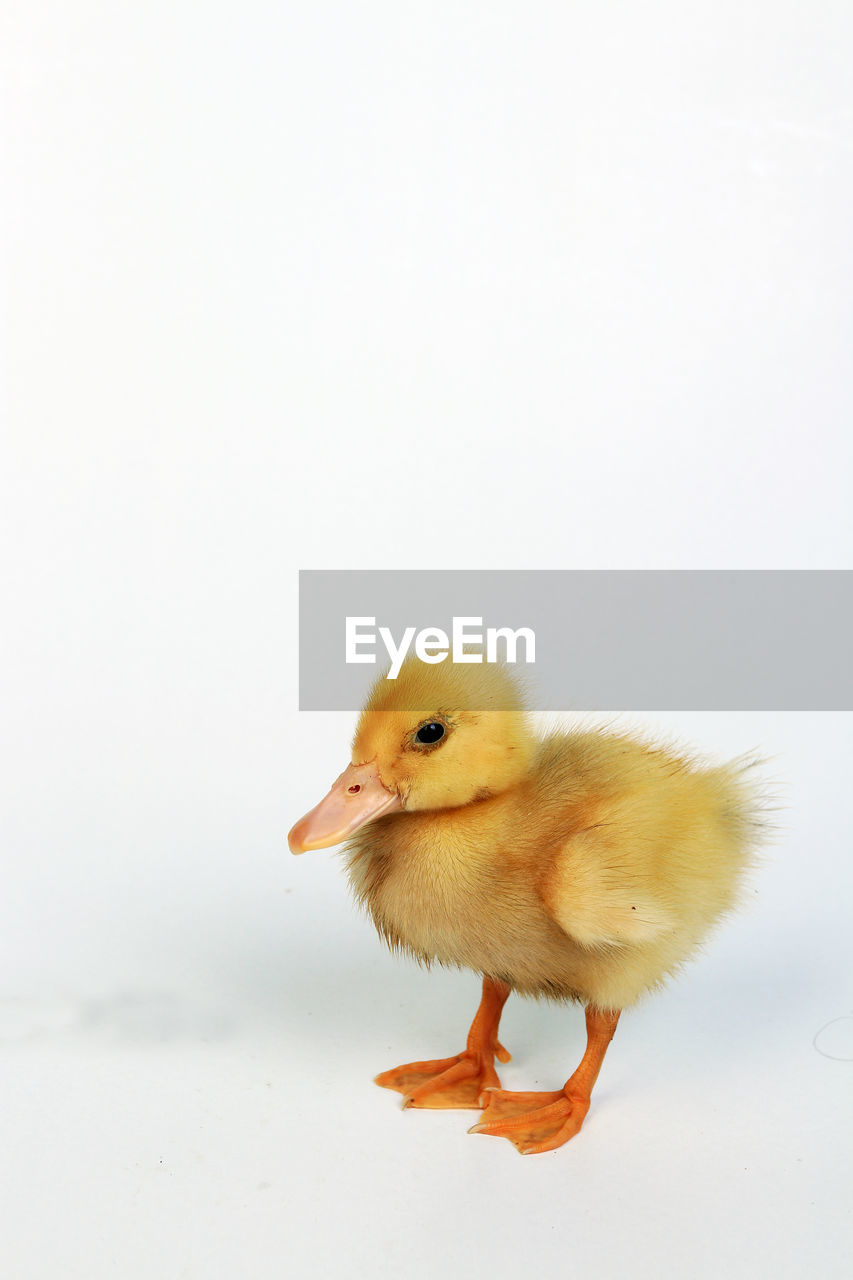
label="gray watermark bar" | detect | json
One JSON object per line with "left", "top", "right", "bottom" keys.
{"left": 298, "top": 570, "right": 853, "bottom": 711}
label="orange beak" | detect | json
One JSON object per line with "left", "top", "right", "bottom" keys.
{"left": 288, "top": 761, "right": 402, "bottom": 854}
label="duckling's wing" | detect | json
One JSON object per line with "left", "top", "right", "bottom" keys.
{"left": 537, "top": 729, "right": 760, "bottom": 951}
{"left": 541, "top": 825, "right": 678, "bottom": 948}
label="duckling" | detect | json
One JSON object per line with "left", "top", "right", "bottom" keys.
{"left": 288, "top": 657, "right": 765, "bottom": 1154}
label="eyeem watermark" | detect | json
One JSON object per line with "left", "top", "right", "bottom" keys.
{"left": 299, "top": 570, "right": 853, "bottom": 710}
{"left": 346, "top": 616, "right": 536, "bottom": 679}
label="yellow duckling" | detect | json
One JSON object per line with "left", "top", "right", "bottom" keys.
{"left": 288, "top": 658, "right": 764, "bottom": 1154}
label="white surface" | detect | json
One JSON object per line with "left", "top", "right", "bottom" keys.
{"left": 2, "top": 3, "right": 852, "bottom": 1278}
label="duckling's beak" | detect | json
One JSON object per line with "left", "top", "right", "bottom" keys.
{"left": 288, "top": 761, "right": 402, "bottom": 854}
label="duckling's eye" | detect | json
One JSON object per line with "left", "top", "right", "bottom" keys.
{"left": 415, "top": 722, "right": 445, "bottom": 745}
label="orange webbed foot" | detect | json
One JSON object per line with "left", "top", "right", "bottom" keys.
{"left": 375, "top": 1041, "right": 512, "bottom": 1111}
{"left": 469, "top": 1087, "right": 591, "bottom": 1154}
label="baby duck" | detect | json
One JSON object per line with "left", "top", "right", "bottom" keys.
{"left": 288, "top": 657, "right": 764, "bottom": 1154}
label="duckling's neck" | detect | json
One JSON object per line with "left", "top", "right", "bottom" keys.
{"left": 344, "top": 782, "right": 530, "bottom": 903}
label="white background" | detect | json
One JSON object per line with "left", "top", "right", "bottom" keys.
{"left": 2, "top": 3, "right": 852, "bottom": 1277}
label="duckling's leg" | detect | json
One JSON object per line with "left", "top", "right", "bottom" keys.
{"left": 470, "top": 1005, "right": 620, "bottom": 1154}
{"left": 374, "top": 976, "right": 512, "bottom": 1110}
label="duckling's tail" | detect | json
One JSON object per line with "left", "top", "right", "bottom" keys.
{"left": 717, "top": 752, "right": 780, "bottom": 840}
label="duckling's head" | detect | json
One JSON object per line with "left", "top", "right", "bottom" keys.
{"left": 288, "top": 657, "right": 534, "bottom": 853}
{"left": 353, "top": 655, "right": 535, "bottom": 811}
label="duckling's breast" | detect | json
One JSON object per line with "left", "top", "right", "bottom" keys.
{"left": 343, "top": 810, "right": 594, "bottom": 1001}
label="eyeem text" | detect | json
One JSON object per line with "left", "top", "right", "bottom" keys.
{"left": 345, "top": 616, "right": 536, "bottom": 679}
